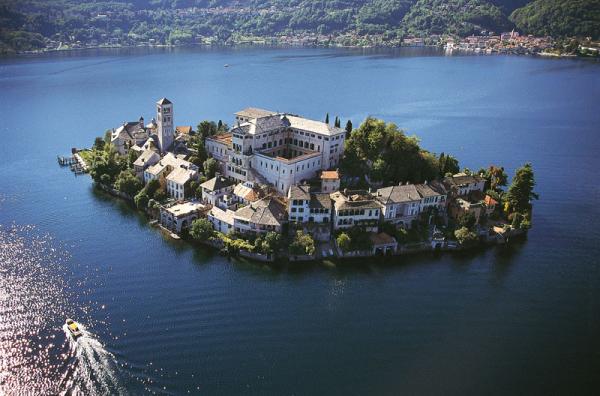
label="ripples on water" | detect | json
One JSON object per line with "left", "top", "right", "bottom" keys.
{"left": 0, "top": 225, "right": 127, "bottom": 395}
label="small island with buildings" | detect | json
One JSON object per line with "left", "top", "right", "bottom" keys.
{"left": 60, "top": 98, "right": 538, "bottom": 263}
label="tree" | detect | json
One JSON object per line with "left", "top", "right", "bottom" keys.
{"left": 190, "top": 218, "right": 214, "bottom": 240}
{"left": 153, "top": 187, "right": 167, "bottom": 202}
{"left": 454, "top": 227, "right": 478, "bottom": 246}
{"left": 203, "top": 158, "right": 218, "bottom": 179}
{"left": 325, "top": 113, "right": 329, "bottom": 124}
{"left": 336, "top": 232, "right": 352, "bottom": 252}
{"left": 485, "top": 165, "right": 508, "bottom": 192}
{"left": 263, "top": 231, "right": 282, "bottom": 254}
{"left": 345, "top": 120, "right": 353, "bottom": 138}
{"left": 439, "top": 152, "right": 459, "bottom": 176}
{"left": 93, "top": 136, "right": 105, "bottom": 150}
{"left": 506, "top": 163, "right": 538, "bottom": 214}
{"left": 127, "top": 149, "right": 140, "bottom": 168}
{"left": 289, "top": 231, "right": 315, "bottom": 255}
{"left": 114, "top": 169, "right": 143, "bottom": 196}
{"left": 134, "top": 190, "right": 150, "bottom": 209}
{"left": 458, "top": 212, "right": 476, "bottom": 230}
{"left": 197, "top": 120, "right": 218, "bottom": 139}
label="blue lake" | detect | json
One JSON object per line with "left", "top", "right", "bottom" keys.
{"left": 0, "top": 47, "right": 599, "bottom": 395}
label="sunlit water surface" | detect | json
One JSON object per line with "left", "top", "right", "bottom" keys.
{"left": 0, "top": 47, "right": 599, "bottom": 395}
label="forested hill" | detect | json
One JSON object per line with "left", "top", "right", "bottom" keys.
{"left": 1, "top": 0, "right": 598, "bottom": 53}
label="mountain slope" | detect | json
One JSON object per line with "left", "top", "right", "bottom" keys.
{"left": 401, "top": 0, "right": 512, "bottom": 36}
{"left": 510, "top": 0, "right": 600, "bottom": 39}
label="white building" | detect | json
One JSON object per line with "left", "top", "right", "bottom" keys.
{"left": 166, "top": 167, "right": 197, "bottom": 200}
{"left": 143, "top": 153, "right": 195, "bottom": 185}
{"left": 331, "top": 190, "right": 383, "bottom": 233}
{"left": 160, "top": 201, "right": 208, "bottom": 233}
{"left": 133, "top": 149, "right": 160, "bottom": 179}
{"left": 415, "top": 182, "right": 447, "bottom": 213}
{"left": 200, "top": 175, "right": 235, "bottom": 207}
{"left": 442, "top": 173, "right": 486, "bottom": 197}
{"left": 375, "top": 184, "right": 421, "bottom": 228}
{"left": 110, "top": 118, "right": 150, "bottom": 155}
{"left": 206, "top": 108, "right": 346, "bottom": 194}
{"left": 207, "top": 206, "right": 235, "bottom": 234}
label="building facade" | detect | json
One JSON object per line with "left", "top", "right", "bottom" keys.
{"left": 206, "top": 108, "right": 346, "bottom": 194}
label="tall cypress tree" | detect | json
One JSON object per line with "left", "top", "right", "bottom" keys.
{"left": 345, "top": 120, "right": 353, "bottom": 138}
{"left": 325, "top": 113, "right": 329, "bottom": 124}
{"left": 506, "top": 163, "right": 538, "bottom": 214}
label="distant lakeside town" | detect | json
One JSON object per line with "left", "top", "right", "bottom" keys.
{"left": 21, "top": 30, "right": 600, "bottom": 58}
{"left": 61, "top": 98, "right": 538, "bottom": 263}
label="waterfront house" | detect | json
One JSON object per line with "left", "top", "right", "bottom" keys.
{"left": 287, "top": 184, "right": 311, "bottom": 223}
{"left": 331, "top": 189, "right": 383, "bottom": 233}
{"left": 233, "top": 196, "right": 287, "bottom": 235}
{"left": 160, "top": 201, "right": 208, "bottom": 233}
{"left": 415, "top": 181, "right": 447, "bottom": 213}
{"left": 443, "top": 173, "right": 486, "bottom": 198}
{"left": 288, "top": 184, "right": 332, "bottom": 241}
{"left": 200, "top": 175, "right": 235, "bottom": 207}
{"left": 320, "top": 170, "right": 340, "bottom": 193}
{"left": 166, "top": 167, "right": 198, "bottom": 200}
{"left": 375, "top": 184, "right": 421, "bottom": 228}
{"left": 207, "top": 206, "right": 235, "bottom": 234}
{"left": 133, "top": 149, "right": 160, "bottom": 179}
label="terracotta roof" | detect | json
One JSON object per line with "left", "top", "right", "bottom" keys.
{"left": 176, "top": 126, "right": 192, "bottom": 134}
{"left": 320, "top": 170, "right": 340, "bottom": 180}
{"left": 206, "top": 133, "right": 232, "bottom": 146}
{"left": 484, "top": 195, "right": 499, "bottom": 206}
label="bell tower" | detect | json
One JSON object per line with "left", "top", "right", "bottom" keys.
{"left": 157, "top": 98, "right": 174, "bottom": 153}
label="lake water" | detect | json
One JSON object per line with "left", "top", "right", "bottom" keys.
{"left": 0, "top": 47, "right": 599, "bottom": 395}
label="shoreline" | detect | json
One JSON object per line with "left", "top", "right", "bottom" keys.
{"left": 92, "top": 179, "right": 528, "bottom": 265}
{"left": 4, "top": 42, "right": 587, "bottom": 60}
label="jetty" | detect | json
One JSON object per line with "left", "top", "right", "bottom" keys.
{"left": 57, "top": 153, "right": 89, "bottom": 174}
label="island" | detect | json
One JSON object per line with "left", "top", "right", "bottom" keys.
{"left": 61, "top": 98, "right": 538, "bottom": 262}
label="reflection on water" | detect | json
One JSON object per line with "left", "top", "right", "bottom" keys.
{"left": 0, "top": 225, "right": 132, "bottom": 395}
{"left": 0, "top": 225, "right": 73, "bottom": 394}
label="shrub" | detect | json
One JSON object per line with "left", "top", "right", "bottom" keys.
{"left": 454, "top": 227, "right": 478, "bottom": 246}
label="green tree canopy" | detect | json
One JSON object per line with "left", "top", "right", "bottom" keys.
{"left": 289, "top": 230, "right": 315, "bottom": 255}
{"left": 506, "top": 163, "right": 538, "bottom": 214}
{"left": 190, "top": 218, "right": 215, "bottom": 240}
{"left": 114, "top": 169, "right": 143, "bottom": 196}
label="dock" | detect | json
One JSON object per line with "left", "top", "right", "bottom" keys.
{"left": 57, "top": 153, "right": 89, "bottom": 174}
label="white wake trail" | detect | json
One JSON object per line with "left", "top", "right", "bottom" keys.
{"left": 62, "top": 324, "right": 126, "bottom": 395}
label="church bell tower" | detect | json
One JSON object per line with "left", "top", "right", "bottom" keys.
{"left": 157, "top": 98, "right": 174, "bottom": 153}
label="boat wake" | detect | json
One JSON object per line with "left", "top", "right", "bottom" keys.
{"left": 61, "top": 324, "right": 126, "bottom": 395}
